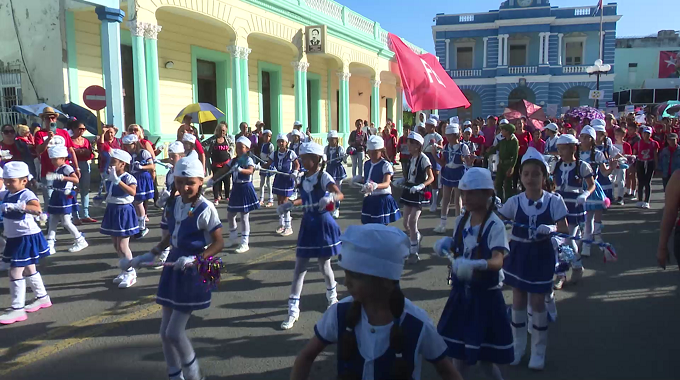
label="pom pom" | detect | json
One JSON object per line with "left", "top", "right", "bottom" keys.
{"left": 38, "top": 213, "right": 48, "bottom": 223}
{"left": 603, "top": 197, "right": 611, "bottom": 208}
{"left": 325, "top": 202, "right": 335, "bottom": 212}
{"left": 557, "top": 244, "right": 576, "bottom": 264}
{"left": 603, "top": 245, "right": 618, "bottom": 263}
{"left": 423, "top": 191, "right": 432, "bottom": 200}
{"left": 196, "top": 256, "right": 224, "bottom": 291}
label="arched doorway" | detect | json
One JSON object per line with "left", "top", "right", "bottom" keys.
{"left": 562, "top": 86, "right": 593, "bottom": 108}
{"left": 457, "top": 90, "right": 481, "bottom": 122}
{"left": 508, "top": 86, "right": 536, "bottom": 105}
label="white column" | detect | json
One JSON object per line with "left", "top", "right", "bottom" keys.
{"left": 538, "top": 33, "right": 545, "bottom": 64}
{"left": 503, "top": 34, "right": 509, "bottom": 67}
{"left": 497, "top": 36, "right": 503, "bottom": 66}
{"left": 557, "top": 33, "right": 564, "bottom": 65}
{"left": 445, "top": 39, "right": 451, "bottom": 69}
{"left": 544, "top": 32, "right": 550, "bottom": 65}
{"left": 483, "top": 37, "right": 488, "bottom": 68}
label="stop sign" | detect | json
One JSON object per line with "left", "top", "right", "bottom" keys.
{"left": 83, "top": 85, "right": 107, "bottom": 111}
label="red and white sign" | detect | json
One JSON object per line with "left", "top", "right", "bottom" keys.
{"left": 659, "top": 51, "right": 679, "bottom": 79}
{"left": 388, "top": 33, "right": 470, "bottom": 113}
{"left": 83, "top": 85, "right": 107, "bottom": 111}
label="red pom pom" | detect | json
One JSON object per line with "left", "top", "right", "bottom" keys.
{"left": 603, "top": 197, "right": 611, "bottom": 208}
{"left": 423, "top": 191, "right": 432, "bottom": 200}
{"left": 325, "top": 202, "right": 335, "bottom": 211}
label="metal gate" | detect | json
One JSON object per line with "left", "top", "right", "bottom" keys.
{"left": 0, "top": 63, "right": 22, "bottom": 126}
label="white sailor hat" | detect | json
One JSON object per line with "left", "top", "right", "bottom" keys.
{"left": 445, "top": 124, "right": 460, "bottom": 135}
{"left": 182, "top": 133, "right": 197, "bottom": 144}
{"left": 3, "top": 161, "right": 31, "bottom": 180}
{"left": 591, "top": 119, "right": 606, "bottom": 128}
{"left": 48, "top": 145, "right": 68, "bottom": 159}
{"left": 521, "top": 147, "right": 548, "bottom": 171}
{"left": 337, "top": 224, "right": 410, "bottom": 281}
{"left": 168, "top": 141, "right": 185, "bottom": 154}
{"left": 262, "top": 129, "right": 272, "bottom": 135}
{"left": 545, "top": 123, "right": 559, "bottom": 132}
{"left": 300, "top": 141, "right": 324, "bottom": 156}
{"left": 236, "top": 136, "right": 251, "bottom": 148}
{"left": 367, "top": 135, "right": 385, "bottom": 151}
{"left": 408, "top": 131, "right": 424, "bottom": 145}
{"left": 327, "top": 130, "right": 339, "bottom": 139}
{"left": 174, "top": 157, "right": 205, "bottom": 178}
{"left": 463, "top": 127, "right": 473, "bottom": 134}
{"left": 556, "top": 134, "right": 579, "bottom": 145}
{"left": 499, "top": 118, "right": 510, "bottom": 125}
{"left": 429, "top": 114, "right": 440, "bottom": 121}
{"left": 276, "top": 133, "right": 288, "bottom": 142}
{"left": 459, "top": 167, "right": 494, "bottom": 191}
{"left": 294, "top": 121, "right": 303, "bottom": 127}
{"left": 121, "top": 134, "right": 138, "bottom": 144}
{"left": 110, "top": 148, "right": 132, "bottom": 164}
{"left": 449, "top": 116, "right": 459, "bottom": 125}
{"left": 463, "top": 120, "right": 472, "bottom": 126}
{"left": 291, "top": 129, "right": 303, "bottom": 137}
{"left": 426, "top": 118, "right": 438, "bottom": 126}
{"left": 580, "top": 126, "right": 596, "bottom": 140}
{"left": 642, "top": 126, "right": 653, "bottom": 134}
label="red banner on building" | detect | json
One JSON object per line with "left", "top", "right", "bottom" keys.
{"left": 659, "top": 51, "right": 680, "bottom": 78}
{"left": 388, "top": 33, "right": 470, "bottom": 112}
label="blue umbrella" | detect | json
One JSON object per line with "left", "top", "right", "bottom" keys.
{"left": 12, "top": 103, "right": 65, "bottom": 117}
{"left": 59, "top": 103, "right": 99, "bottom": 135}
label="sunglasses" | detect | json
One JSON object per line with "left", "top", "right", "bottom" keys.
{"left": 78, "top": 128, "right": 87, "bottom": 131}
{"left": 2, "top": 129, "right": 15, "bottom": 135}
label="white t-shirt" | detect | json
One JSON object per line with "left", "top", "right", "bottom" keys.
{"left": 407, "top": 153, "right": 431, "bottom": 183}
{"left": 499, "top": 191, "right": 569, "bottom": 241}
{"left": 301, "top": 171, "right": 335, "bottom": 200}
{"left": 423, "top": 132, "right": 443, "bottom": 154}
{"left": 106, "top": 172, "right": 138, "bottom": 204}
{"left": 169, "top": 195, "right": 222, "bottom": 248}
{"left": 365, "top": 160, "right": 394, "bottom": 195}
{"left": 315, "top": 296, "right": 448, "bottom": 380}
{"left": 0, "top": 189, "right": 42, "bottom": 238}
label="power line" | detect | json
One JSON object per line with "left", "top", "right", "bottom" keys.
{"left": 9, "top": 0, "right": 40, "bottom": 102}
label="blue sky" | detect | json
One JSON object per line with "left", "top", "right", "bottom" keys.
{"left": 339, "top": 0, "right": 678, "bottom": 53}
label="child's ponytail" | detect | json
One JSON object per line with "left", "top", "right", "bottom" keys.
{"left": 338, "top": 301, "right": 362, "bottom": 380}
{"left": 388, "top": 283, "right": 410, "bottom": 380}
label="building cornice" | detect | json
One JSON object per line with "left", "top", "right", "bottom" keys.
{"left": 432, "top": 15, "right": 621, "bottom": 34}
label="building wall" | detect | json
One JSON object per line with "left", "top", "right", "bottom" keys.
{"left": 614, "top": 46, "right": 680, "bottom": 91}
{"left": 74, "top": 11, "right": 104, "bottom": 106}
{"left": 349, "top": 75, "right": 372, "bottom": 124}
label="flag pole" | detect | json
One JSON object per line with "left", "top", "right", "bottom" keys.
{"left": 599, "top": 2, "right": 604, "bottom": 61}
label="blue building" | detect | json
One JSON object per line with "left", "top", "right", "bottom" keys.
{"left": 433, "top": 0, "right": 620, "bottom": 120}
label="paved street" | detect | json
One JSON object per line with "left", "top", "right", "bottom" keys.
{"left": 0, "top": 174, "right": 677, "bottom": 380}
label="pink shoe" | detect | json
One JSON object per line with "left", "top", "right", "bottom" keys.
{"left": 0, "top": 308, "right": 27, "bottom": 324}
{"left": 25, "top": 296, "right": 52, "bottom": 313}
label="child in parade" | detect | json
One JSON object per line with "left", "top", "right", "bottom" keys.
{"left": 632, "top": 126, "right": 659, "bottom": 209}
{"left": 592, "top": 120, "right": 616, "bottom": 201}
{"left": 182, "top": 133, "right": 200, "bottom": 161}
{"left": 225, "top": 136, "right": 260, "bottom": 253}
{"left": 277, "top": 142, "right": 343, "bottom": 330}
{"left": 612, "top": 128, "right": 632, "bottom": 204}
{"left": 122, "top": 134, "right": 155, "bottom": 237}
{"left": 125, "top": 157, "right": 223, "bottom": 380}
{"left": 353, "top": 135, "right": 401, "bottom": 225}
{"left": 258, "top": 130, "right": 275, "bottom": 208}
{"left": 99, "top": 149, "right": 141, "bottom": 288}
{"left": 434, "top": 167, "right": 513, "bottom": 379}
{"left": 0, "top": 162, "right": 52, "bottom": 325}
{"left": 470, "top": 123, "right": 486, "bottom": 166}
{"left": 290, "top": 224, "right": 462, "bottom": 380}
{"left": 156, "top": 141, "right": 185, "bottom": 267}
{"left": 423, "top": 118, "right": 444, "bottom": 213}
{"left": 552, "top": 134, "right": 595, "bottom": 287}
{"left": 434, "top": 123, "right": 473, "bottom": 234}
{"left": 499, "top": 148, "right": 570, "bottom": 370}
{"left": 484, "top": 120, "right": 519, "bottom": 202}
{"left": 45, "top": 145, "right": 88, "bottom": 253}
{"left": 397, "top": 132, "right": 434, "bottom": 264}
{"left": 544, "top": 123, "right": 560, "bottom": 156}
{"left": 397, "top": 124, "right": 412, "bottom": 178}
{"left": 624, "top": 123, "right": 641, "bottom": 199}
{"left": 290, "top": 129, "right": 304, "bottom": 156}
{"left": 325, "top": 130, "right": 347, "bottom": 218}
{"left": 529, "top": 128, "right": 545, "bottom": 155}
{"left": 267, "top": 133, "right": 299, "bottom": 236}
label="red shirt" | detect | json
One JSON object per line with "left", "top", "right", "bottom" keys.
{"left": 72, "top": 137, "right": 94, "bottom": 161}
{"left": 34, "top": 129, "right": 74, "bottom": 178}
{"left": 633, "top": 139, "right": 659, "bottom": 161}
{"left": 470, "top": 135, "right": 485, "bottom": 155}
{"left": 195, "top": 139, "right": 205, "bottom": 155}
{"left": 0, "top": 141, "right": 24, "bottom": 163}
{"left": 515, "top": 131, "right": 533, "bottom": 156}
{"left": 397, "top": 135, "right": 411, "bottom": 160}
{"left": 529, "top": 138, "right": 545, "bottom": 154}
{"left": 606, "top": 127, "right": 616, "bottom": 141}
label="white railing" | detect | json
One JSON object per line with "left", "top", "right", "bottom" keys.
{"left": 306, "top": 0, "right": 343, "bottom": 21}
{"left": 508, "top": 66, "right": 537, "bottom": 75}
{"left": 574, "top": 7, "right": 591, "bottom": 16}
{"left": 380, "top": 30, "right": 388, "bottom": 46}
{"left": 562, "top": 65, "right": 589, "bottom": 74}
{"left": 459, "top": 15, "right": 474, "bottom": 23}
{"left": 346, "top": 10, "right": 374, "bottom": 35}
{"left": 449, "top": 69, "right": 482, "bottom": 78}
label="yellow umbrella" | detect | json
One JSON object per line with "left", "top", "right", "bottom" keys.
{"left": 175, "top": 103, "right": 225, "bottom": 124}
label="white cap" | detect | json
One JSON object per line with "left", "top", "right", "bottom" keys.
{"left": 337, "top": 224, "right": 409, "bottom": 281}
{"left": 236, "top": 136, "right": 251, "bottom": 148}
{"left": 459, "top": 167, "right": 494, "bottom": 191}
{"left": 367, "top": 135, "right": 385, "bottom": 150}
{"left": 591, "top": 123, "right": 606, "bottom": 133}
{"left": 591, "top": 119, "right": 606, "bottom": 128}
{"left": 291, "top": 129, "right": 303, "bottom": 137}
{"left": 327, "top": 130, "right": 339, "bottom": 139}
{"left": 463, "top": 127, "right": 472, "bottom": 134}
{"left": 463, "top": 120, "right": 472, "bottom": 126}
{"left": 426, "top": 118, "right": 438, "bottom": 126}
{"left": 556, "top": 134, "right": 579, "bottom": 145}
{"left": 277, "top": 133, "right": 288, "bottom": 142}
{"left": 429, "top": 114, "right": 440, "bottom": 121}
{"left": 110, "top": 148, "right": 132, "bottom": 164}
{"left": 635, "top": 114, "right": 646, "bottom": 124}
{"left": 122, "top": 134, "right": 138, "bottom": 144}
{"left": 545, "top": 123, "right": 558, "bottom": 132}
{"left": 174, "top": 157, "right": 205, "bottom": 178}
{"left": 642, "top": 126, "right": 653, "bottom": 134}
{"left": 408, "top": 131, "right": 424, "bottom": 145}
{"left": 521, "top": 147, "right": 548, "bottom": 171}
{"left": 182, "top": 133, "right": 196, "bottom": 144}
{"left": 168, "top": 141, "right": 185, "bottom": 154}
{"left": 499, "top": 118, "right": 510, "bottom": 125}
{"left": 445, "top": 124, "right": 460, "bottom": 135}
{"left": 3, "top": 161, "right": 31, "bottom": 180}
{"left": 293, "top": 121, "right": 302, "bottom": 127}
{"left": 417, "top": 122, "right": 425, "bottom": 128}
{"left": 48, "top": 145, "right": 68, "bottom": 159}
{"left": 262, "top": 129, "right": 272, "bottom": 135}
{"left": 300, "top": 141, "right": 324, "bottom": 156}
{"left": 580, "top": 126, "right": 596, "bottom": 140}
{"left": 449, "top": 116, "right": 459, "bottom": 125}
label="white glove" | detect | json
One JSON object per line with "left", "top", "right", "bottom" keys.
{"left": 289, "top": 170, "right": 299, "bottom": 179}
{"left": 109, "top": 169, "right": 121, "bottom": 185}
{"left": 393, "top": 178, "right": 405, "bottom": 187}
{"left": 318, "top": 193, "right": 337, "bottom": 211}
{"left": 173, "top": 255, "right": 196, "bottom": 271}
{"left": 350, "top": 175, "right": 363, "bottom": 185}
{"left": 433, "top": 237, "right": 453, "bottom": 257}
{"left": 361, "top": 181, "right": 378, "bottom": 194}
{"left": 253, "top": 163, "right": 261, "bottom": 171}
{"left": 342, "top": 155, "right": 349, "bottom": 164}
{"left": 157, "top": 190, "right": 171, "bottom": 208}
{"left": 124, "top": 252, "right": 157, "bottom": 269}
{"left": 0, "top": 150, "right": 13, "bottom": 160}
{"left": 132, "top": 162, "right": 142, "bottom": 171}
{"left": 576, "top": 191, "right": 590, "bottom": 205}
{"left": 536, "top": 224, "right": 557, "bottom": 235}
{"left": 277, "top": 202, "right": 294, "bottom": 216}
{"left": 1, "top": 201, "right": 26, "bottom": 213}
{"left": 454, "top": 258, "right": 487, "bottom": 281}
{"left": 409, "top": 184, "right": 425, "bottom": 194}
{"left": 46, "top": 172, "right": 64, "bottom": 181}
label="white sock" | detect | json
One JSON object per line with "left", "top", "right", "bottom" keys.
{"left": 138, "top": 216, "right": 147, "bottom": 230}
{"left": 279, "top": 213, "right": 285, "bottom": 227}
{"left": 240, "top": 213, "right": 250, "bottom": 246}
{"left": 439, "top": 216, "right": 447, "bottom": 227}
{"left": 284, "top": 211, "right": 292, "bottom": 229}
{"left": 25, "top": 272, "right": 48, "bottom": 298}
{"left": 10, "top": 278, "right": 26, "bottom": 309}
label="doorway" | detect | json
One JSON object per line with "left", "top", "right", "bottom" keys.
{"left": 258, "top": 61, "right": 282, "bottom": 136}
{"left": 262, "top": 71, "right": 272, "bottom": 130}
{"left": 197, "top": 59, "right": 218, "bottom": 134}
{"left": 121, "top": 44, "right": 136, "bottom": 128}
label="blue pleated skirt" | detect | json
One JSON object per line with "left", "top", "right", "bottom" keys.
{"left": 441, "top": 166, "right": 466, "bottom": 188}
{"left": 425, "top": 152, "right": 441, "bottom": 171}
{"left": 47, "top": 190, "right": 78, "bottom": 215}
{"left": 100, "top": 203, "right": 140, "bottom": 236}
{"left": 361, "top": 194, "right": 402, "bottom": 225}
{"left": 2, "top": 233, "right": 50, "bottom": 267}
{"left": 438, "top": 284, "right": 514, "bottom": 365}
{"left": 272, "top": 174, "right": 296, "bottom": 197}
{"left": 134, "top": 171, "right": 155, "bottom": 202}
{"left": 156, "top": 248, "right": 211, "bottom": 312}
{"left": 586, "top": 180, "right": 607, "bottom": 211}
{"left": 503, "top": 239, "right": 555, "bottom": 294}
{"left": 296, "top": 211, "right": 341, "bottom": 258}
{"left": 227, "top": 182, "right": 260, "bottom": 213}
{"left": 326, "top": 162, "right": 347, "bottom": 181}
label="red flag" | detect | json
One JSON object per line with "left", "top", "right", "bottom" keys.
{"left": 388, "top": 33, "right": 470, "bottom": 112}
{"left": 659, "top": 51, "right": 680, "bottom": 79}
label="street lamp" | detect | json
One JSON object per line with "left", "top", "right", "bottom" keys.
{"left": 586, "top": 59, "right": 612, "bottom": 108}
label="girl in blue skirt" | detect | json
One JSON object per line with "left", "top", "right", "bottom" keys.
{"left": 126, "top": 157, "right": 223, "bottom": 380}
{"left": 122, "top": 133, "right": 155, "bottom": 238}
{"left": 434, "top": 167, "right": 512, "bottom": 379}
{"left": 423, "top": 118, "right": 444, "bottom": 213}
{"left": 267, "top": 133, "right": 299, "bottom": 236}
{"left": 156, "top": 141, "right": 185, "bottom": 268}
{"left": 226, "top": 136, "right": 260, "bottom": 253}
{"left": 499, "top": 148, "right": 571, "bottom": 370}
{"left": 100, "top": 149, "right": 141, "bottom": 288}
{"left": 0, "top": 162, "right": 51, "bottom": 325}
{"left": 277, "top": 141, "right": 343, "bottom": 330}
{"left": 325, "top": 130, "right": 346, "bottom": 218}
{"left": 258, "top": 130, "right": 275, "bottom": 208}
{"left": 353, "top": 135, "right": 401, "bottom": 225}
{"left": 45, "top": 145, "right": 88, "bottom": 254}
{"left": 435, "top": 123, "right": 473, "bottom": 234}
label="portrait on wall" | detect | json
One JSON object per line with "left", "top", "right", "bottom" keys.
{"left": 306, "top": 25, "right": 326, "bottom": 54}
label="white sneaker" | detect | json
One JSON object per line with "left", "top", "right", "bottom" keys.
{"left": 0, "top": 308, "right": 27, "bottom": 325}
{"left": 275, "top": 225, "right": 285, "bottom": 234}
{"left": 553, "top": 276, "right": 566, "bottom": 290}
{"left": 25, "top": 296, "right": 52, "bottom": 313}
{"left": 139, "top": 228, "right": 150, "bottom": 238}
{"left": 68, "top": 238, "right": 88, "bottom": 252}
{"left": 281, "top": 314, "right": 299, "bottom": 330}
{"left": 433, "top": 224, "right": 447, "bottom": 234}
{"left": 118, "top": 271, "right": 137, "bottom": 288}
{"left": 429, "top": 201, "right": 437, "bottom": 213}
{"left": 407, "top": 253, "right": 420, "bottom": 264}
{"left": 112, "top": 272, "right": 126, "bottom": 284}
{"left": 643, "top": 202, "right": 651, "bottom": 209}
{"left": 235, "top": 243, "right": 250, "bottom": 254}
{"left": 580, "top": 244, "right": 591, "bottom": 257}
{"left": 281, "top": 227, "right": 294, "bottom": 236}
{"left": 332, "top": 209, "right": 340, "bottom": 219}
